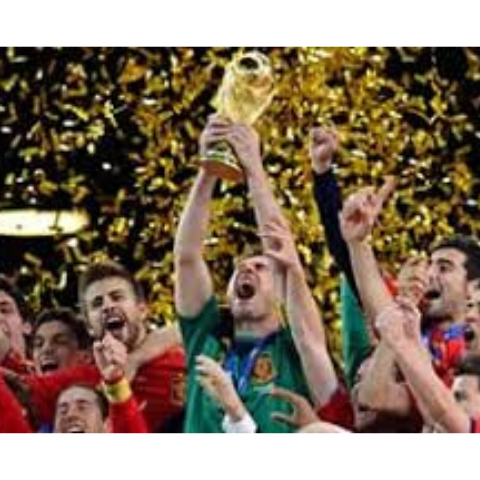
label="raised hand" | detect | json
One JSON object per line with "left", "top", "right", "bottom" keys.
{"left": 340, "top": 177, "right": 396, "bottom": 243}
{"left": 223, "top": 123, "right": 262, "bottom": 176}
{"left": 196, "top": 355, "right": 246, "bottom": 421}
{"left": 310, "top": 127, "right": 338, "bottom": 174}
{"left": 395, "top": 296, "right": 423, "bottom": 342}
{"left": 270, "top": 386, "right": 319, "bottom": 429}
{"left": 397, "top": 257, "right": 429, "bottom": 306}
{"left": 375, "top": 297, "right": 423, "bottom": 351}
{"left": 199, "top": 116, "right": 262, "bottom": 178}
{"left": 259, "top": 218, "right": 302, "bottom": 272}
{"left": 93, "top": 332, "right": 128, "bottom": 383}
{"left": 199, "top": 114, "right": 232, "bottom": 158}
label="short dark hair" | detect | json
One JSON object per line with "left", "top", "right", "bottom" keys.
{"left": 78, "top": 261, "right": 145, "bottom": 305}
{"left": 0, "top": 274, "right": 29, "bottom": 323}
{"left": 56, "top": 384, "right": 109, "bottom": 421}
{"left": 456, "top": 354, "right": 480, "bottom": 390}
{"left": 431, "top": 235, "right": 480, "bottom": 282}
{"left": 33, "top": 307, "right": 92, "bottom": 350}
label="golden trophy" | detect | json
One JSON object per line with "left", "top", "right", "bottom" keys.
{"left": 202, "top": 51, "right": 275, "bottom": 182}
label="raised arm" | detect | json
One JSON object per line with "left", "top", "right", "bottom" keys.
{"left": 310, "top": 128, "right": 360, "bottom": 297}
{"left": 260, "top": 218, "right": 338, "bottom": 408}
{"left": 309, "top": 129, "right": 376, "bottom": 385}
{"left": 376, "top": 299, "right": 470, "bottom": 433}
{"left": 174, "top": 117, "right": 232, "bottom": 318}
{"left": 222, "top": 123, "right": 285, "bottom": 249}
{"left": 339, "top": 180, "right": 418, "bottom": 416}
{"left": 126, "top": 324, "right": 182, "bottom": 381}
{"left": 225, "top": 122, "right": 338, "bottom": 406}
{"left": 94, "top": 333, "right": 148, "bottom": 433}
{"left": 339, "top": 179, "right": 397, "bottom": 324}
{"left": 355, "top": 341, "right": 412, "bottom": 415}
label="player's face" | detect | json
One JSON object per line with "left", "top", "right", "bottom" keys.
{"left": 84, "top": 277, "right": 147, "bottom": 350}
{"left": 227, "top": 255, "right": 277, "bottom": 323}
{"left": 0, "top": 290, "right": 26, "bottom": 355}
{"left": 423, "top": 249, "right": 469, "bottom": 323}
{"left": 32, "top": 321, "right": 81, "bottom": 374}
{"left": 54, "top": 386, "right": 105, "bottom": 433}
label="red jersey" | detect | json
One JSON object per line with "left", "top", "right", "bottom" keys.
{"left": 0, "top": 373, "right": 32, "bottom": 433}
{"left": 24, "top": 364, "right": 101, "bottom": 425}
{"left": 317, "top": 386, "right": 355, "bottom": 431}
{"left": 22, "top": 347, "right": 186, "bottom": 432}
{"left": 2, "top": 349, "right": 35, "bottom": 375}
{"left": 1, "top": 371, "right": 147, "bottom": 433}
{"left": 108, "top": 395, "right": 148, "bottom": 433}
{"left": 427, "top": 326, "right": 466, "bottom": 387}
{"left": 470, "top": 418, "right": 480, "bottom": 433}
{"left": 130, "top": 347, "right": 185, "bottom": 431}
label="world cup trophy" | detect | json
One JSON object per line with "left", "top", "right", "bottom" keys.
{"left": 201, "top": 51, "right": 275, "bottom": 182}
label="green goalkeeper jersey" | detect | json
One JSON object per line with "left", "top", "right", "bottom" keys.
{"left": 179, "top": 296, "right": 311, "bottom": 433}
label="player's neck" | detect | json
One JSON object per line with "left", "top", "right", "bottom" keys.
{"left": 235, "top": 313, "right": 279, "bottom": 339}
{"left": 129, "top": 324, "right": 147, "bottom": 352}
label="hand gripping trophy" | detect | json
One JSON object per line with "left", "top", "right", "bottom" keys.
{"left": 201, "top": 50, "right": 275, "bottom": 182}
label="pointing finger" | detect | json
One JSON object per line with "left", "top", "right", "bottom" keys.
{"left": 376, "top": 176, "right": 397, "bottom": 209}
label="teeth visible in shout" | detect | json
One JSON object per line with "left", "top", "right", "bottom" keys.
{"left": 105, "top": 316, "right": 125, "bottom": 330}
{"left": 41, "top": 359, "right": 59, "bottom": 373}
{"left": 106, "top": 316, "right": 122, "bottom": 323}
{"left": 66, "top": 425, "right": 85, "bottom": 433}
{"left": 236, "top": 282, "right": 255, "bottom": 299}
{"left": 425, "top": 290, "right": 441, "bottom": 300}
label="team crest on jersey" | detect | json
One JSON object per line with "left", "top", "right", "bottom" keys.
{"left": 251, "top": 353, "right": 276, "bottom": 385}
{"left": 171, "top": 374, "right": 186, "bottom": 405}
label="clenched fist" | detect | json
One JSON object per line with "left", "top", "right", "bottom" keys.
{"left": 93, "top": 333, "right": 128, "bottom": 383}
{"left": 310, "top": 128, "right": 338, "bottom": 175}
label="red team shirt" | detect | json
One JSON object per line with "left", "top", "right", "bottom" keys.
{"left": 0, "top": 371, "right": 148, "bottom": 433}
{"left": 471, "top": 419, "right": 480, "bottom": 433}
{"left": 2, "top": 347, "right": 185, "bottom": 432}
{"left": 316, "top": 386, "right": 355, "bottom": 431}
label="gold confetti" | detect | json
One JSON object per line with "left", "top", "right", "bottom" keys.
{"left": 1, "top": 48, "right": 480, "bottom": 366}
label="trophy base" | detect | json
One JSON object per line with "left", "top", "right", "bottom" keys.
{"left": 201, "top": 148, "right": 245, "bottom": 183}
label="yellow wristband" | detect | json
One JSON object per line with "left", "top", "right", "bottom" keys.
{"left": 102, "top": 378, "right": 132, "bottom": 404}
